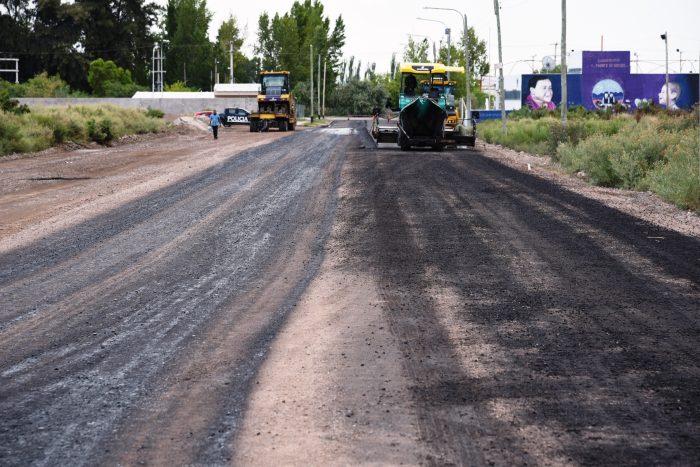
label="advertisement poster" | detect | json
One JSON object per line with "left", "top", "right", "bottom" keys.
{"left": 582, "top": 51, "right": 630, "bottom": 109}
{"left": 521, "top": 51, "right": 698, "bottom": 111}
{"left": 521, "top": 74, "right": 582, "bottom": 110}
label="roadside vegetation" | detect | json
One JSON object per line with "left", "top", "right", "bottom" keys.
{"left": 0, "top": 97, "right": 166, "bottom": 156}
{"left": 480, "top": 107, "right": 700, "bottom": 212}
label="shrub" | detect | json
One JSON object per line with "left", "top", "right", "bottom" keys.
{"left": 1, "top": 104, "right": 165, "bottom": 156}
{"left": 165, "top": 81, "right": 199, "bottom": 92}
{"left": 146, "top": 107, "right": 165, "bottom": 118}
{"left": 558, "top": 134, "right": 621, "bottom": 186}
{"left": 644, "top": 130, "right": 700, "bottom": 211}
{"left": 88, "top": 58, "right": 139, "bottom": 97}
{"left": 480, "top": 118, "right": 553, "bottom": 155}
{"left": 23, "top": 72, "right": 71, "bottom": 97}
{"left": 0, "top": 88, "right": 29, "bottom": 114}
{"left": 87, "top": 118, "right": 114, "bottom": 143}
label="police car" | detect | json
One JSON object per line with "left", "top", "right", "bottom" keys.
{"left": 221, "top": 108, "right": 250, "bottom": 126}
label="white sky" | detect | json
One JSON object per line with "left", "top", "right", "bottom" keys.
{"left": 159, "top": 0, "right": 700, "bottom": 76}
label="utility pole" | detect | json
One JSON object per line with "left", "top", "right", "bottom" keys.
{"left": 229, "top": 41, "right": 235, "bottom": 83}
{"left": 310, "top": 44, "right": 314, "bottom": 120}
{"left": 561, "top": 0, "right": 567, "bottom": 126}
{"left": 552, "top": 42, "right": 559, "bottom": 64}
{"left": 317, "top": 54, "right": 321, "bottom": 119}
{"left": 494, "top": 0, "right": 506, "bottom": 133}
{"left": 322, "top": 60, "right": 327, "bottom": 118}
{"left": 676, "top": 49, "right": 683, "bottom": 72}
{"left": 661, "top": 32, "right": 669, "bottom": 109}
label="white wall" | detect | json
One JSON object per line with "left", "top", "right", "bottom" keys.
{"left": 17, "top": 97, "right": 258, "bottom": 115}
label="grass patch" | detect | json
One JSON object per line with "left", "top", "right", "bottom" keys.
{"left": 480, "top": 110, "right": 700, "bottom": 212}
{"left": 0, "top": 104, "right": 166, "bottom": 156}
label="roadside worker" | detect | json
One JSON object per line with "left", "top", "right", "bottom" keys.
{"left": 209, "top": 110, "right": 221, "bottom": 139}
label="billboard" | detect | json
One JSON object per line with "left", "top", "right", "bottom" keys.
{"left": 522, "top": 51, "right": 699, "bottom": 111}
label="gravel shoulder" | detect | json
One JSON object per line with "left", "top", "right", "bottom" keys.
{"left": 477, "top": 141, "right": 700, "bottom": 239}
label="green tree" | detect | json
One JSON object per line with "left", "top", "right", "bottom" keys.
{"left": 76, "top": 0, "right": 160, "bottom": 85}
{"left": 254, "top": 0, "right": 346, "bottom": 107}
{"left": 164, "top": 0, "right": 213, "bottom": 90}
{"left": 33, "top": 0, "right": 89, "bottom": 90}
{"left": 214, "top": 14, "right": 255, "bottom": 83}
{"left": 328, "top": 79, "right": 387, "bottom": 115}
{"left": 88, "top": 58, "right": 140, "bottom": 96}
{"left": 403, "top": 37, "right": 429, "bottom": 62}
{"left": 255, "top": 12, "right": 277, "bottom": 71}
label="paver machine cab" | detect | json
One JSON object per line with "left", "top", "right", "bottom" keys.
{"left": 420, "top": 66, "right": 462, "bottom": 130}
{"left": 249, "top": 71, "right": 297, "bottom": 132}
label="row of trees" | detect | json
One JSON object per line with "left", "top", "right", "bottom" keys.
{"left": 0, "top": 0, "right": 160, "bottom": 90}
{"left": 1, "top": 0, "right": 490, "bottom": 112}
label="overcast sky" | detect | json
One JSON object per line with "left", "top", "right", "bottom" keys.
{"left": 162, "top": 0, "right": 700, "bottom": 77}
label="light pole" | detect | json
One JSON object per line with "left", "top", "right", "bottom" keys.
{"left": 633, "top": 52, "right": 639, "bottom": 73}
{"left": 416, "top": 17, "right": 451, "bottom": 72}
{"left": 676, "top": 48, "right": 683, "bottom": 72}
{"left": 494, "top": 0, "right": 506, "bottom": 132}
{"left": 661, "top": 32, "right": 669, "bottom": 109}
{"left": 560, "top": 0, "right": 567, "bottom": 127}
{"left": 229, "top": 40, "right": 235, "bottom": 83}
{"left": 424, "top": 6, "right": 470, "bottom": 119}
{"left": 310, "top": 44, "right": 314, "bottom": 120}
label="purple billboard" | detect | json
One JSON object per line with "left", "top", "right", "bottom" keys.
{"left": 522, "top": 51, "right": 698, "bottom": 111}
{"left": 582, "top": 51, "right": 630, "bottom": 109}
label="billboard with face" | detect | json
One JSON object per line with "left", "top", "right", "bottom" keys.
{"left": 521, "top": 51, "right": 698, "bottom": 111}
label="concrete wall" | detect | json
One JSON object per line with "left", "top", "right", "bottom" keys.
{"left": 17, "top": 97, "right": 258, "bottom": 115}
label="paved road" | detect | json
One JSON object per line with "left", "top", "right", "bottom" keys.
{"left": 1, "top": 120, "right": 699, "bottom": 465}
{"left": 336, "top": 139, "right": 700, "bottom": 465}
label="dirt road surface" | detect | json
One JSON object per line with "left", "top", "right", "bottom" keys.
{"left": 1, "top": 120, "right": 699, "bottom": 466}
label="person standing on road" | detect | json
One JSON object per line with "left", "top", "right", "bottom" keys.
{"left": 209, "top": 110, "right": 221, "bottom": 139}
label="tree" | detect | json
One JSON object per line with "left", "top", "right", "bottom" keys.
{"left": 164, "top": 0, "right": 213, "bottom": 90}
{"left": 88, "top": 58, "right": 140, "bottom": 96}
{"left": 215, "top": 15, "right": 256, "bottom": 83}
{"left": 33, "top": 0, "right": 89, "bottom": 90}
{"left": 254, "top": 0, "right": 346, "bottom": 107}
{"left": 76, "top": 0, "right": 160, "bottom": 85}
{"left": 403, "top": 37, "right": 429, "bottom": 62}
{"left": 328, "top": 79, "right": 387, "bottom": 115}
{"left": 254, "top": 12, "right": 277, "bottom": 71}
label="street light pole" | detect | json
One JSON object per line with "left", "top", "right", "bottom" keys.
{"left": 494, "top": 0, "right": 506, "bottom": 133}
{"left": 416, "top": 17, "right": 451, "bottom": 75}
{"left": 424, "top": 6, "right": 470, "bottom": 119}
{"left": 229, "top": 40, "right": 235, "bottom": 83}
{"left": 310, "top": 44, "right": 314, "bottom": 120}
{"left": 661, "top": 32, "right": 669, "bottom": 109}
{"left": 560, "top": 0, "right": 567, "bottom": 126}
